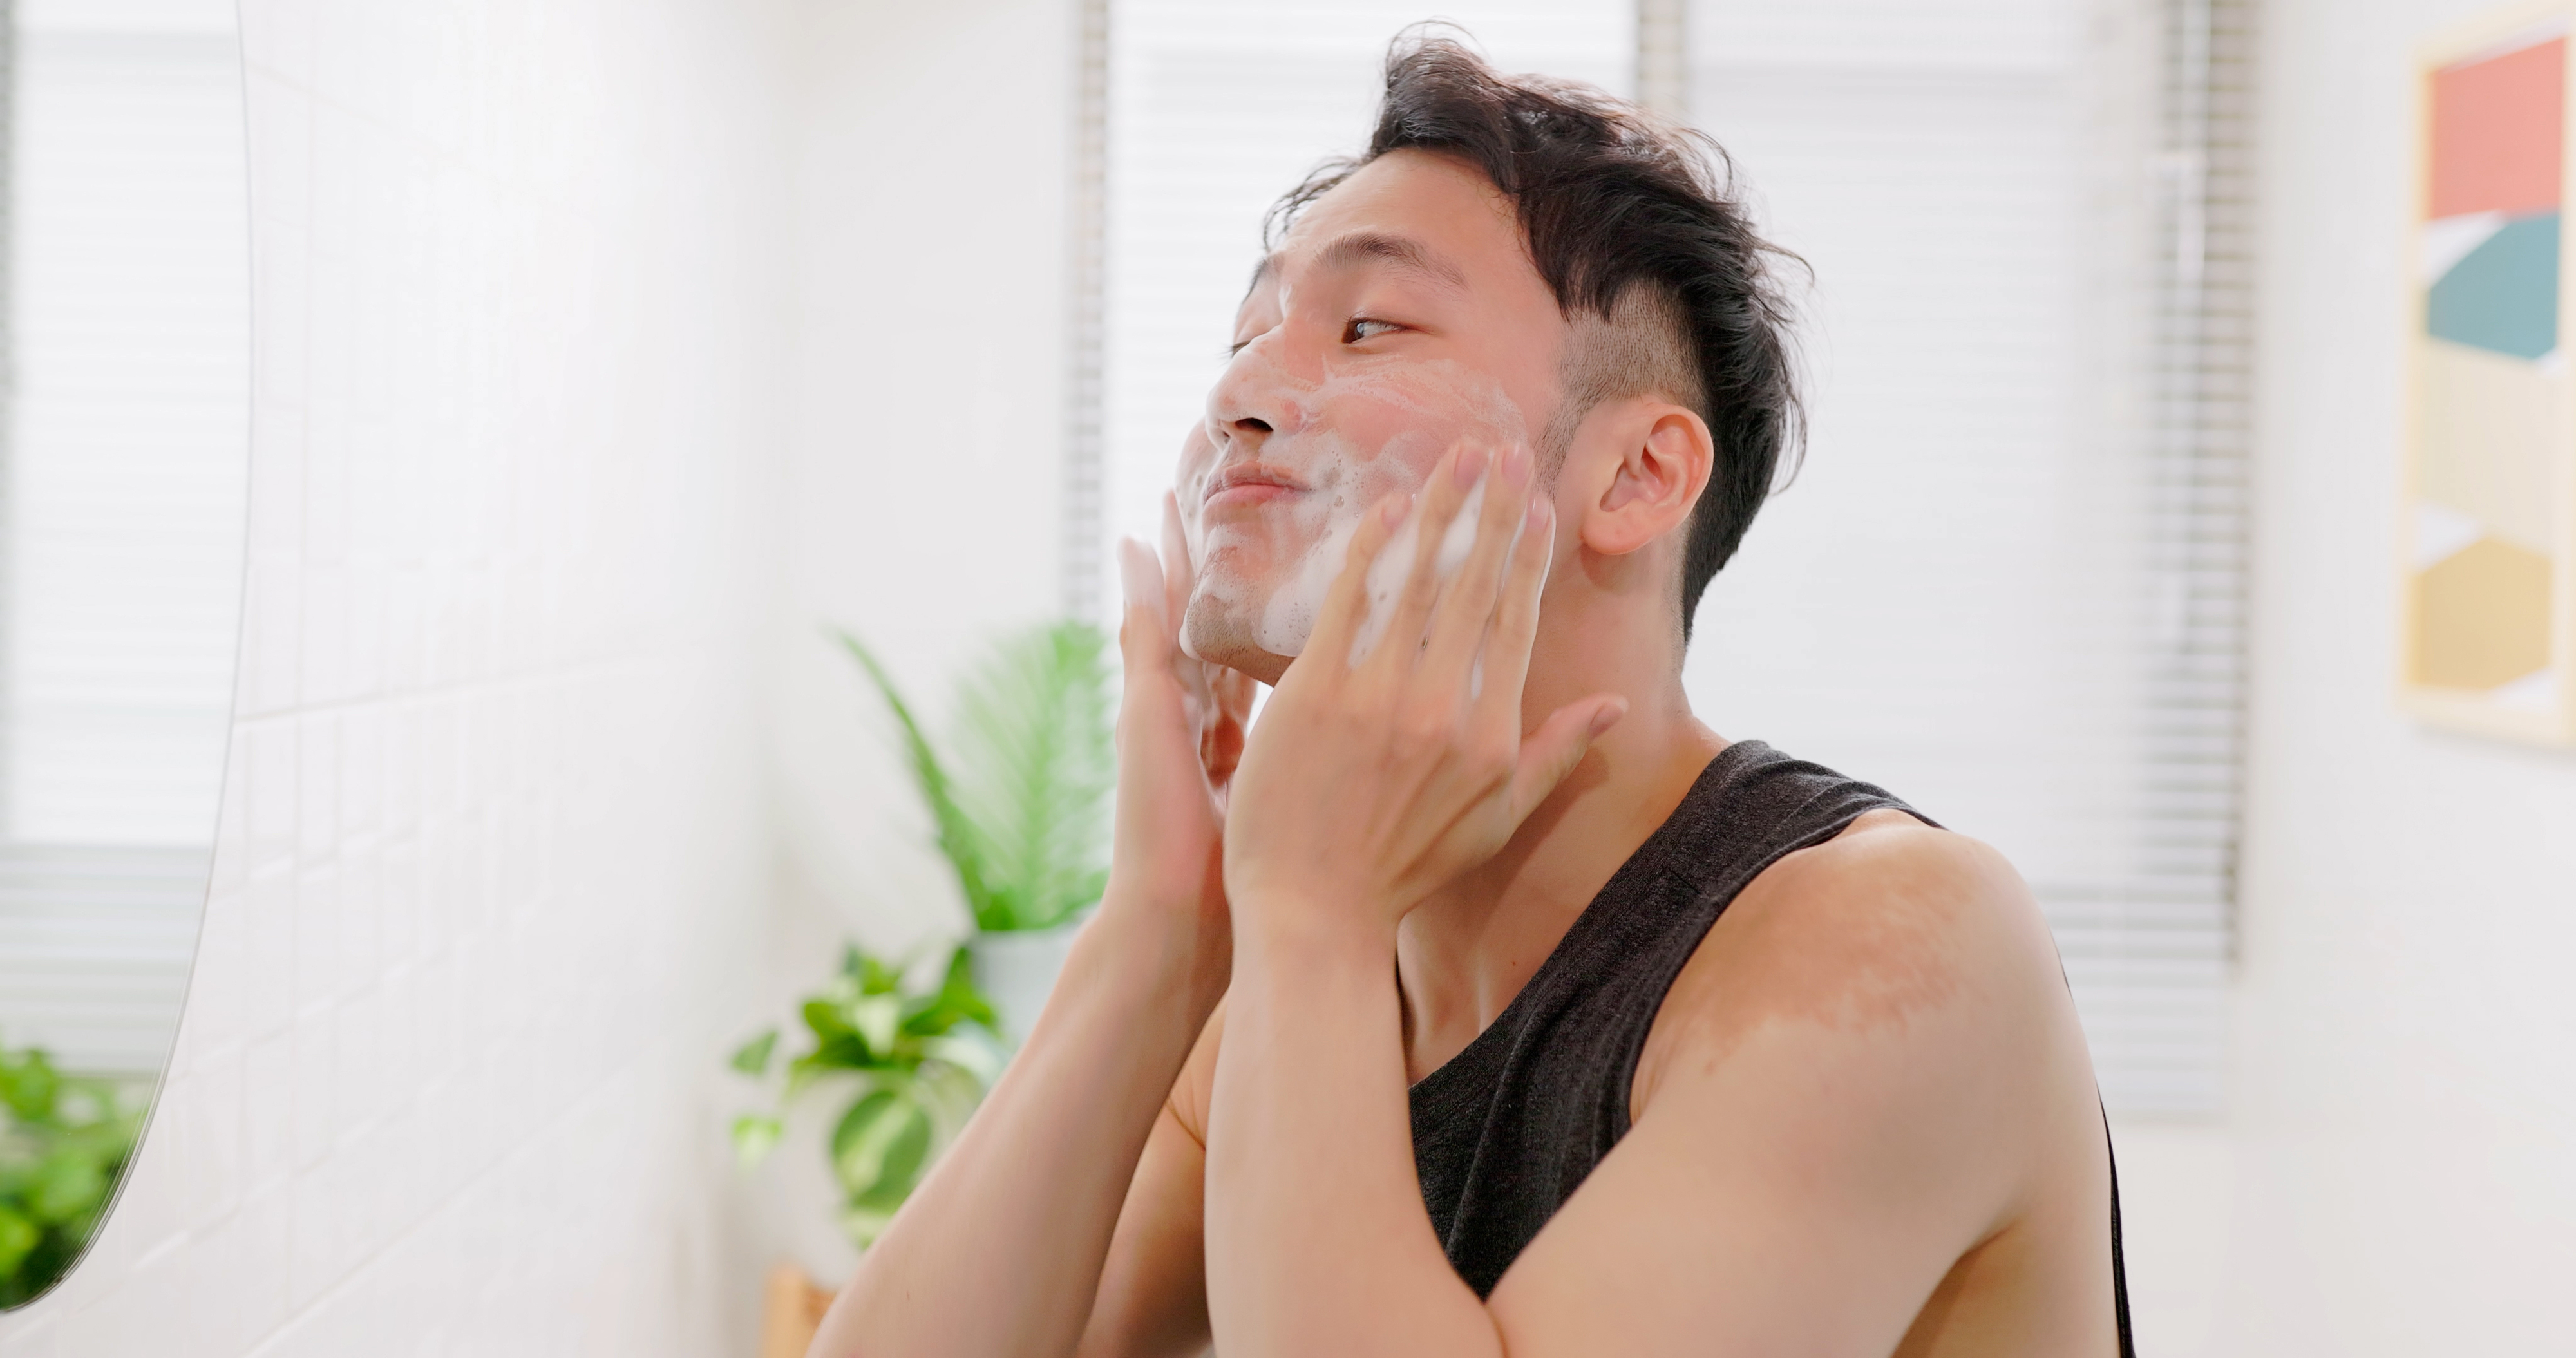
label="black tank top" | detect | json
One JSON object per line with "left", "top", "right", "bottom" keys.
{"left": 1406, "top": 740, "right": 2136, "bottom": 1355}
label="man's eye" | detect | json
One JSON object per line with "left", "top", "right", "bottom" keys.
{"left": 1343, "top": 317, "right": 1401, "bottom": 343}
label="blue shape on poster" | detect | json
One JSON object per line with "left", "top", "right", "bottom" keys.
{"left": 2429, "top": 211, "right": 2561, "bottom": 359}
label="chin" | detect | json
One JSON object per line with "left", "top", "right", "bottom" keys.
{"left": 1181, "top": 594, "right": 1292, "bottom": 686}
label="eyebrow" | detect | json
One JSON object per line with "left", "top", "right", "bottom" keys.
{"left": 1246, "top": 231, "right": 1470, "bottom": 299}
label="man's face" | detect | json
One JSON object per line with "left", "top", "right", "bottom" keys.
{"left": 1175, "top": 150, "right": 1570, "bottom": 682}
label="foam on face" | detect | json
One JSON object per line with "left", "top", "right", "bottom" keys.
{"left": 1186, "top": 354, "right": 1530, "bottom": 663}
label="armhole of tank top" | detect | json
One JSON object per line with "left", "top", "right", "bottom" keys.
{"left": 1605, "top": 789, "right": 1919, "bottom": 1138}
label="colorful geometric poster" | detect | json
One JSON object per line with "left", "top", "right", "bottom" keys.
{"left": 2407, "top": 7, "right": 2576, "bottom": 743}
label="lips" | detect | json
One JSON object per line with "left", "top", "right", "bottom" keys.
{"left": 1201, "top": 462, "right": 1306, "bottom": 510}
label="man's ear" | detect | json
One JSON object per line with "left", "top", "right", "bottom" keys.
{"left": 1575, "top": 402, "right": 1714, "bottom": 557}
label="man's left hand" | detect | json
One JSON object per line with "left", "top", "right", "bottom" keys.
{"left": 1220, "top": 442, "right": 1628, "bottom": 945}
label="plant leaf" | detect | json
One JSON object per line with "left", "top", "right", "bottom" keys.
{"left": 0, "top": 1048, "right": 59, "bottom": 1123}
{"left": 852, "top": 994, "right": 902, "bottom": 1058}
{"left": 730, "top": 1114, "right": 784, "bottom": 1168}
{"left": 904, "top": 945, "right": 999, "bottom": 1038}
{"left": 833, "top": 629, "right": 1006, "bottom": 930}
{"left": 801, "top": 997, "right": 855, "bottom": 1046}
{"left": 0, "top": 1208, "right": 32, "bottom": 1280}
{"left": 27, "top": 1151, "right": 102, "bottom": 1225}
{"left": 831, "top": 1089, "right": 931, "bottom": 1206}
{"left": 943, "top": 621, "right": 1115, "bottom": 932}
{"left": 729, "top": 1030, "right": 779, "bottom": 1077}
{"left": 858, "top": 952, "right": 904, "bottom": 996}
{"left": 842, "top": 1097, "right": 934, "bottom": 1223}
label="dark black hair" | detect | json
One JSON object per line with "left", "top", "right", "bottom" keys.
{"left": 1265, "top": 29, "right": 1804, "bottom": 640}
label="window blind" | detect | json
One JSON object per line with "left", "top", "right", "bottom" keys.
{"left": 1678, "top": 0, "right": 2249, "bottom": 1113}
{"left": 0, "top": 0, "right": 247, "bottom": 1075}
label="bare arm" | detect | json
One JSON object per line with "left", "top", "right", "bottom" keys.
{"left": 810, "top": 508, "right": 1240, "bottom": 1358}
{"left": 1073, "top": 1005, "right": 1226, "bottom": 1358}
{"left": 810, "top": 907, "right": 1213, "bottom": 1358}
{"left": 1206, "top": 445, "right": 1607, "bottom": 1357}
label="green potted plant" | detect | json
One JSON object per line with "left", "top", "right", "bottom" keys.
{"left": 726, "top": 619, "right": 1115, "bottom": 1249}
{"left": 730, "top": 945, "right": 1002, "bottom": 1247}
{"left": 834, "top": 620, "right": 1115, "bottom": 1044}
{"left": 0, "top": 1038, "right": 144, "bottom": 1306}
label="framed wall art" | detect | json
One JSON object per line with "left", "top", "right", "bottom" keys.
{"left": 2405, "top": 3, "right": 2576, "bottom": 742}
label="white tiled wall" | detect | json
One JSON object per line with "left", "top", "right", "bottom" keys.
{"left": 0, "top": 0, "right": 795, "bottom": 1353}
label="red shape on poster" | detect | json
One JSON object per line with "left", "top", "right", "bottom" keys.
{"left": 2430, "top": 37, "right": 2566, "bottom": 219}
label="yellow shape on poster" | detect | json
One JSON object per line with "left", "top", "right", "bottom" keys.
{"left": 2413, "top": 534, "right": 2553, "bottom": 689}
{"left": 2418, "top": 337, "right": 2561, "bottom": 554}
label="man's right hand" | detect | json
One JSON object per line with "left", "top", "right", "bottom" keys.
{"left": 1105, "top": 489, "right": 1255, "bottom": 1022}
{"left": 819, "top": 492, "right": 1251, "bottom": 1358}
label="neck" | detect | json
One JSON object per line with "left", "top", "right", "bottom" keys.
{"left": 1392, "top": 588, "right": 1725, "bottom": 1083}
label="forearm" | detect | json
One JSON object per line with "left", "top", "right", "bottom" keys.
{"left": 816, "top": 896, "right": 1221, "bottom": 1358}
{"left": 1203, "top": 912, "right": 1501, "bottom": 1358}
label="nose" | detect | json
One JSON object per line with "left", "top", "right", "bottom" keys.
{"left": 1204, "top": 332, "right": 1305, "bottom": 451}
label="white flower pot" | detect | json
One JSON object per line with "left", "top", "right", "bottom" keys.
{"left": 969, "top": 916, "right": 1086, "bottom": 1047}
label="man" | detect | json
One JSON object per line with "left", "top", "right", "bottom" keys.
{"left": 813, "top": 34, "right": 2132, "bottom": 1358}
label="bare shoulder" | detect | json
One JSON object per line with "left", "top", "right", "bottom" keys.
{"left": 1633, "top": 809, "right": 2090, "bottom": 1160}
{"left": 1494, "top": 818, "right": 2116, "bottom": 1352}
{"left": 1502, "top": 816, "right": 2116, "bottom": 1352}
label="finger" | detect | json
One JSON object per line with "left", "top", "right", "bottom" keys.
{"left": 1305, "top": 488, "right": 1412, "bottom": 669}
{"left": 1201, "top": 668, "right": 1256, "bottom": 782}
{"left": 1475, "top": 495, "right": 1557, "bottom": 726}
{"left": 1159, "top": 491, "right": 1228, "bottom": 714}
{"left": 1507, "top": 695, "right": 1627, "bottom": 816}
{"left": 1117, "top": 536, "right": 1175, "bottom": 673}
{"left": 1161, "top": 491, "right": 1196, "bottom": 648}
{"left": 1368, "top": 444, "right": 1486, "bottom": 675}
{"left": 1421, "top": 444, "right": 1533, "bottom": 687}
{"left": 1214, "top": 665, "right": 1257, "bottom": 726}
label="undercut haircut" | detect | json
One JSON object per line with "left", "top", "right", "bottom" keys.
{"left": 1265, "top": 29, "right": 1804, "bottom": 641}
